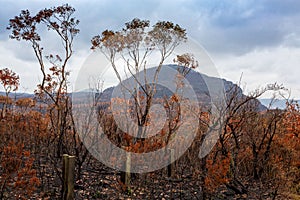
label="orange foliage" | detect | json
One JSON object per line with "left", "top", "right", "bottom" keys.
{"left": 0, "top": 68, "right": 19, "bottom": 93}
{"left": 0, "top": 142, "right": 40, "bottom": 199}
{"left": 0, "top": 95, "right": 12, "bottom": 105}
{"left": 15, "top": 98, "right": 36, "bottom": 110}
{"left": 283, "top": 102, "right": 300, "bottom": 167}
{"left": 205, "top": 153, "right": 231, "bottom": 192}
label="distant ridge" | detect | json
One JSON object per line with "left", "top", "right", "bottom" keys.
{"left": 98, "top": 65, "right": 267, "bottom": 111}
{"left": 0, "top": 92, "right": 34, "bottom": 99}
{"left": 1, "top": 65, "right": 274, "bottom": 111}
{"left": 259, "top": 98, "right": 292, "bottom": 110}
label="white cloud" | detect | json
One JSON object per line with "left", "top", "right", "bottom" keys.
{"left": 0, "top": 0, "right": 300, "bottom": 99}
{"left": 212, "top": 46, "right": 300, "bottom": 99}
{"left": 0, "top": 40, "right": 40, "bottom": 92}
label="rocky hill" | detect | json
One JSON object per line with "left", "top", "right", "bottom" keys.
{"left": 0, "top": 65, "right": 266, "bottom": 111}
{"left": 98, "top": 65, "right": 266, "bottom": 111}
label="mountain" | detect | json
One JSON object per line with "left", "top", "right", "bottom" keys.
{"left": 99, "top": 65, "right": 266, "bottom": 111}
{"left": 0, "top": 65, "right": 267, "bottom": 111}
{"left": 0, "top": 92, "right": 34, "bottom": 99}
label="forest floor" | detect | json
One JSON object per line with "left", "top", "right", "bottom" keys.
{"left": 3, "top": 157, "right": 295, "bottom": 200}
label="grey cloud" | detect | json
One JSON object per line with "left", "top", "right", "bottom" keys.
{"left": 259, "top": 0, "right": 300, "bottom": 16}
{"left": 1, "top": 0, "right": 300, "bottom": 56}
{"left": 166, "top": 0, "right": 299, "bottom": 56}
{"left": 0, "top": 0, "right": 299, "bottom": 97}
{"left": 1, "top": 0, "right": 162, "bottom": 54}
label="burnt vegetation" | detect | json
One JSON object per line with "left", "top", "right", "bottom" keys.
{"left": 0, "top": 4, "right": 299, "bottom": 200}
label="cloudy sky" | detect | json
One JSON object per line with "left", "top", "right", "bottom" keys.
{"left": 0, "top": 0, "right": 299, "bottom": 99}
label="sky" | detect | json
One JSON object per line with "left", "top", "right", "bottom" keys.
{"left": 0, "top": 0, "right": 300, "bottom": 99}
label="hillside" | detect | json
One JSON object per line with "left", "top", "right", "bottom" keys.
{"left": 0, "top": 65, "right": 266, "bottom": 111}
{"left": 98, "top": 65, "right": 266, "bottom": 111}
{"left": 0, "top": 92, "right": 33, "bottom": 99}
{"left": 259, "top": 98, "right": 293, "bottom": 110}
